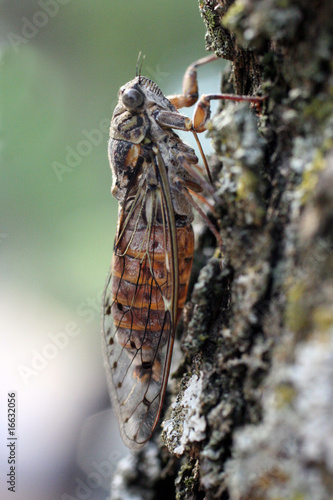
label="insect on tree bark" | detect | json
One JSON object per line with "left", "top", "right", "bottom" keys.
{"left": 102, "top": 55, "right": 266, "bottom": 449}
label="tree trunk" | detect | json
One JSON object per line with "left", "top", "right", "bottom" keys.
{"left": 110, "top": 1, "right": 333, "bottom": 498}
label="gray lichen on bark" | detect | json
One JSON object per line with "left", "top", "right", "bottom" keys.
{"left": 110, "top": 0, "right": 333, "bottom": 498}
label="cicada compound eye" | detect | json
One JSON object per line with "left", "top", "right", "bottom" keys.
{"left": 122, "top": 88, "right": 144, "bottom": 110}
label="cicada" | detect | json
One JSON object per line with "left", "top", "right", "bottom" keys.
{"left": 102, "top": 55, "right": 265, "bottom": 449}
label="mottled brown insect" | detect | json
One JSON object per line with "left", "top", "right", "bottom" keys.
{"left": 102, "top": 55, "right": 265, "bottom": 449}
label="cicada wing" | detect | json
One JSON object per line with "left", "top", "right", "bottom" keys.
{"left": 102, "top": 273, "right": 173, "bottom": 449}
{"left": 102, "top": 166, "right": 178, "bottom": 449}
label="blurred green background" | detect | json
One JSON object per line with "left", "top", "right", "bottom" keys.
{"left": 0, "top": 1, "right": 222, "bottom": 499}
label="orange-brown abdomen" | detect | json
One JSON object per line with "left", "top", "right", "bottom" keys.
{"left": 111, "top": 223, "right": 194, "bottom": 327}
{"left": 109, "top": 222, "right": 193, "bottom": 380}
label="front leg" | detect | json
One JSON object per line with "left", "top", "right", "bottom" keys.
{"left": 167, "top": 54, "right": 218, "bottom": 110}
{"left": 166, "top": 53, "right": 267, "bottom": 133}
{"left": 192, "top": 93, "right": 268, "bottom": 133}
{"left": 154, "top": 110, "right": 192, "bottom": 131}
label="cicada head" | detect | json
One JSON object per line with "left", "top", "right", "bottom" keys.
{"left": 119, "top": 76, "right": 175, "bottom": 113}
{"left": 110, "top": 77, "right": 176, "bottom": 142}
{"left": 108, "top": 75, "right": 180, "bottom": 202}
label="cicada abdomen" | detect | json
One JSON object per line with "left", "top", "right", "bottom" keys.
{"left": 103, "top": 194, "right": 194, "bottom": 448}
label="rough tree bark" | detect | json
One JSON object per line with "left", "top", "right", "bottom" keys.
{"left": 110, "top": 1, "right": 333, "bottom": 499}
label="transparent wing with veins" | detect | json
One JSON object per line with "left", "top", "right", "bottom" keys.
{"left": 102, "top": 158, "right": 177, "bottom": 449}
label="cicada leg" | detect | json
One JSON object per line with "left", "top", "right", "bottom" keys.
{"left": 167, "top": 53, "right": 218, "bottom": 110}
{"left": 174, "top": 176, "right": 224, "bottom": 252}
{"left": 167, "top": 53, "right": 267, "bottom": 132}
{"left": 164, "top": 54, "right": 267, "bottom": 183}
{"left": 192, "top": 92, "right": 267, "bottom": 133}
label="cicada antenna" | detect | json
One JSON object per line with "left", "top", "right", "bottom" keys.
{"left": 136, "top": 52, "right": 145, "bottom": 83}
